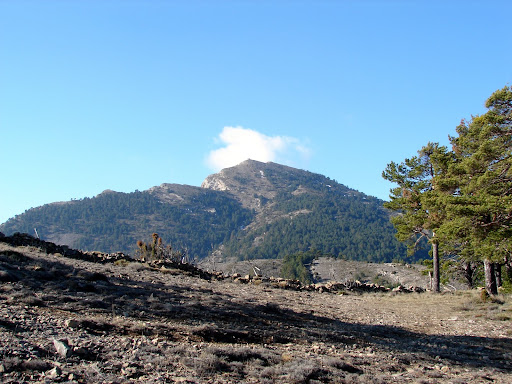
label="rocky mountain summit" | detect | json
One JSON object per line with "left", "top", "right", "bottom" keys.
{"left": 1, "top": 234, "right": 511, "bottom": 383}
{"left": 201, "top": 160, "right": 332, "bottom": 211}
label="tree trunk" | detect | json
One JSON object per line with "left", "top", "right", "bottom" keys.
{"left": 432, "top": 242, "right": 440, "bottom": 293}
{"left": 506, "top": 258, "right": 512, "bottom": 284}
{"left": 462, "top": 261, "right": 474, "bottom": 288}
{"left": 484, "top": 259, "right": 498, "bottom": 296}
{"left": 495, "top": 264, "right": 502, "bottom": 287}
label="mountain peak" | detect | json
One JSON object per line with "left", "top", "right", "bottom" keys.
{"left": 1, "top": 160, "right": 406, "bottom": 262}
{"left": 201, "top": 160, "right": 295, "bottom": 210}
{"left": 201, "top": 160, "right": 352, "bottom": 212}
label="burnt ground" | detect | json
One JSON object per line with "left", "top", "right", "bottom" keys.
{"left": 0, "top": 242, "right": 511, "bottom": 383}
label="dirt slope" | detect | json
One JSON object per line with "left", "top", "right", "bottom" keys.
{"left": 1, "top": 242, "right": 511, "bottom": 383}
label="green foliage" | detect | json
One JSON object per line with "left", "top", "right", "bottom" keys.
{"left": 422, "top": 257, "right": 483, "bottom": 287}
{"left": 0, "top": 188, "right": 253, "bottom": 258}
{"left": 382, "top": 142, "right": 452, "bottom": 292}
{"left": 383, "top": 85, "right": 512, "bottom": 295}
{"left": 382, "top": 142, "right": 452, "bottom": 247}
{"left": 371, "top": 274, "right": 399, "bottom": 289}
{"left": 500, "top": 264, "right": 512, "bottom": 294}
{"left": 280, "top": 249, "right": 320, "bottom": 284}
{"left": 440, "top": 86, "right": 512, "bottom": 264}
{"left": 0, "top": 162, "right": 413, "bottom": 263}
{"left": 224, "top": 183, "right": 411, "bottom": 262}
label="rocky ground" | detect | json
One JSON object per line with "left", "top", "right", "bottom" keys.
{"left": 1, "top": 239, "right": 511, "bottom": 383}
{"left": 201, "top": 257, "right": 433, "bottom": 289}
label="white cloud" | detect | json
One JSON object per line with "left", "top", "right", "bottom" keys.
{"left": 206, "top": 126, "right": 311, "bottom": 171}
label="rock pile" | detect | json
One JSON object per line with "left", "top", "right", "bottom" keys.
{"left": 0, "top": 233, "right": 131, "bottom": 263}
{"left": 227, "top": 273, "right": 425, "bottom": 294}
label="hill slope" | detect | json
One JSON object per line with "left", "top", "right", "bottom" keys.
{"left": 0, "top": 186, "right": 252, "bottom": 257}
{"left": 204, "top": 160, "right": 408, "bottom": 261}
{"left": 1, "top": 160, "right": 409, "bottom": 262}
{"left": 1, "top": 240, "right": 511, "bottom": 383}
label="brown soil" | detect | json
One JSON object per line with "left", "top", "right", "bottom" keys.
{"left": 1, "top": 242, "right": 511, "bottom": 383}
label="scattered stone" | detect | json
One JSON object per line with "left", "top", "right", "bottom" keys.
{"left": 0, "top": 237, "right": 510, "bottom": 383}
{"left": 46, "top": 366, "right": 61, "bottom": 379}
{"left": 65, "top": 319, "right": 81, "bottom": 328}
{"left": 53, "top": 338, "right": 71, "bottom": 358}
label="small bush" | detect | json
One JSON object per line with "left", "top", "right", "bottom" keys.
{"left": 480, "top": 288, "right": 490, "bottom": 302}
{"left": 113, "top": 259, "right": 130, "bottom": 267}
{"left": 372, "top": 273, "right": 399, "bottom": 289}
{"left": 135, "top": 234, "right": 189, "bottom": 263}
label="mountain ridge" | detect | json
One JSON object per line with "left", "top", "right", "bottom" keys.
{"left": 0, "top": 160, "right": 411, "bottom": 262}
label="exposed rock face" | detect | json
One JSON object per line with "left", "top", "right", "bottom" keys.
{"left": 201, "top": 160, "right": 278, "bottom": 211}
{"left": 200, "top": 160, "right": 314, "bottom": 212}
{"left": 146, "top": 183, "right": 196, "bottom": 204}
{"left": 201, "top": 175, "right": 230, "bottom": 192}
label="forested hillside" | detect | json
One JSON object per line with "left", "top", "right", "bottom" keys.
{"left": 1, "top": 161, "right": 413, "bottom": 262}
{"left": 221, "top": 170, "right": 405, "bottom": 261}
{"left": 0, "top": 187, "right": 253, "bottom": 257}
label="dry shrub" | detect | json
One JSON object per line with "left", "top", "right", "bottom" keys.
{"left": 182, "top": 350, "right": 229, "bottom": 377}
{"left": 0, "top": 250, "right": 29, "bottom": 262}
{"left": 181, "top": 346, "right": 281, "bottom": 379}
{"left": 480, "top": 288, "right": 490, "bottom": 302}
{"left": 286, "top": 360, "right": 321, "bottom": 383}
{"left": 125, "top": 261, "right": 150, "bottom": 272}
{"left": 113, "top": 259, "right": 130, "bottom": 267}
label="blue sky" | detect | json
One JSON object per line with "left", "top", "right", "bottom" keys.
{"left": 1, "top": 0, "right": 511, "bottom": 224}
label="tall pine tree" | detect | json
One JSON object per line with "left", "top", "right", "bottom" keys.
{"left": 383, "top": 142, "right": 452, "bottom": 292}
{"left": 440, "top": 86, "right": 512, "bottom": 295}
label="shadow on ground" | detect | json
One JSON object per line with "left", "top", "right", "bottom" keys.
{"left": 1, "top": 248, "right": 511, "bottom": 374}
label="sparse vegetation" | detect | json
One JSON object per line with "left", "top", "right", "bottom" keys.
{"left": 135, "top": 233, "right": 188, "bottom": 263}
{"left": 371, "top": 273, "right": 399, "bottom": 289}
{"left": 0, "top": 239, "right": 511, "bottom": 383}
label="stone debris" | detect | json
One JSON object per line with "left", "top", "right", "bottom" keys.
{"left": 230, "top": 273, "right": 425, "bottom": 294}
{"left": 53, "top": 339, "right": 71, "bottom": 358}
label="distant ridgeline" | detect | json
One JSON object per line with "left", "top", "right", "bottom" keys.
{"left": 0, "top": 187, "right": 252, "bottom": 258}
{"left": 0, "top": 160, "right": 420, "bottom": 262}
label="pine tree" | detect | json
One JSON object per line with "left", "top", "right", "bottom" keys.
{"left": 383, "top": 142, "right": 452, "bottom": 292}
{"left": 440, "top": 86, "right": 512, "bottom": 295}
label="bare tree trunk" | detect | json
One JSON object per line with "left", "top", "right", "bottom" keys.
{"left": 432, "top": 242, "right": 440, "bottom": 293}
{"left": 484, "top": 259, "right": 498, "bottom": 296}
